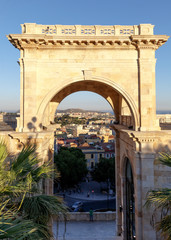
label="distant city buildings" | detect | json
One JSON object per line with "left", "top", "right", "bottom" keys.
{"left": 54, "top": 110, "right": 171, "bottom": 170}
{"left": 0, "top": 112, "right": 18, "bottom": 131}
{"left": 54, "top": 109, "right": 115, "bottom": 170}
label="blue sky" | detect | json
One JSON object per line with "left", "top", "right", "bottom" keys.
{"left": 0, "top": 0, "right": 171, "bottom": 112}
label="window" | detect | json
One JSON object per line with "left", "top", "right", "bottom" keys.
{"left": 100, "top": 153, "right": 102, "bottom": 158}
{"left": 91, "top": 154, "right": 94, "bottom": 158}
{"left": 91, "top": 162, "right": 94, "bottom": 169}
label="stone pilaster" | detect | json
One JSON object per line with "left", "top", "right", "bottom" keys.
{"left": 22, "top": 57, "right": 38, "bottom": 132}
{"left": 137, "top": 47, "right": 158, "bottom": 131}
{"left": 115, "top": 131, "right": 122, "bottom": 236}
{"left": 134, "top": 152, "right": 157, "bottom": 240}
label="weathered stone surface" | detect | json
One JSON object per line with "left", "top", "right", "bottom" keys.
{"left": 7, "top": 23, "right": 169, "bottom": 132}
{"left": 3, "top": 24, "right": 170, "bottom": 240}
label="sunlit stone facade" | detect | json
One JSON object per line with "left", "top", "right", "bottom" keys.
{"left": 1, "top": 23, "right": 170, "bottom": 240}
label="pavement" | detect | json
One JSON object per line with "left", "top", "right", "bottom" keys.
{"left": 59, "top": 181, "right": 115, "bottom": 201}
{"left": 53, "top": 182, "right": 119, "bottom": 240}
{"left": 53, "top": 220, "right": 122, "bottom": 240}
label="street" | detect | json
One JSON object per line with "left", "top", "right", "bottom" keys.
{"left": 64, "top": 195, "right": 116, "bottom": 212}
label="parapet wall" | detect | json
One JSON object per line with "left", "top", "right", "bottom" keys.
{"left": 53, "top": 212, "right": 116, "bottom": 222}
{"left": 21, "top": 23, "right": 154, "bottom": 36}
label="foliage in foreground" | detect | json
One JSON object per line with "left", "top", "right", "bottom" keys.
{"left": 0, "top": 141, "right": 67, "bottom": 239}
{"left": 145, "top": 152, "right": 171, "bottom": 240}
{"left": 0, "top": 200, "right": 45, "bottom": 240}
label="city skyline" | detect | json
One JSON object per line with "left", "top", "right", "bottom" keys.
{"left": 0, "top": 0, "right": 171, "bottom": 112}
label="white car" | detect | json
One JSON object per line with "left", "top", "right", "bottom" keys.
{"left": 71, "top": 201, "right": 83, "bottom": 211}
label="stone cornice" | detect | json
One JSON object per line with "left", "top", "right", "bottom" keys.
{"left": 128, "top": 133, "right": 156, "bottom": 143}
{"left": 7, "top": 33, "right": 169, "bottom": 50}
{"left": 131, "top": 35, "right": 169, "bottom": 49}
{"left": 7, "top": 24, "right": 169, "bottom": 50}
{"left": 112, "top": 124, "right": 171, "bottom": 143}
{"left": 7, "top": 34, "right": 136, "bottom": 50}
{"left": 127, "top": 130, "right": 171, "bottom": 143}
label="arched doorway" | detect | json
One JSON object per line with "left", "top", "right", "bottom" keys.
{"left": 125, "top": 157, "right": 135, "bottom": 240}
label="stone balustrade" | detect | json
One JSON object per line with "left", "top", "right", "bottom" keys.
{"left": 21, "top": 23, "right": 154, "bottom": 36}
{"left": 8, "top": 23, "right": 168, "bottom": 51}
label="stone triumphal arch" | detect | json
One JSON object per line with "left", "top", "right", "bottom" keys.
{"left": 5, "top": 23, "right": 171, "bottom": 240}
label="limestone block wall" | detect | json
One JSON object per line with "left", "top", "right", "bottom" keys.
{"left": 115, "top": 128, "right": 171, "bottom": 240}
{"left": 23, "top": 48, "right": 139, "bottom": 131}
{"left": 0, "top": 130, "right": 55, "bottom": 195}
{"left": 7, "top": 24, "right": 169, "bottom": 132}
{"left": 6, "top": 24, "right": 170, "bottom": 240}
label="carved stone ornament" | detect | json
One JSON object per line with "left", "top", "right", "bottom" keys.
{"left": 7, "top": 24, "right": 169, "bottom": 51}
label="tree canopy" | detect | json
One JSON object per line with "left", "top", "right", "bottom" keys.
{"left": 91, "top": 157, "right": 115, "bottom": 188}
{"left": 54, "top": 147, "right": 88, "bottom": 189}
{"left": 54, "top": 114, "right": 86, "bottom": 126}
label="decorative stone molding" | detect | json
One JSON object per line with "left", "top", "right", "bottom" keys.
{"left": 6, "top": 35, "right": 136, "bottom": 50}
{"left": 7, "top": 24, "right": 169, "bottom": 50}
{"left": 20, "top": 24, "right": 139, "bottom": 36}
{"left": 131, "top": 35, "right": 169, "bottom": 50}
{"left": 128, "top": 133, "right": 156, "bottom": 143}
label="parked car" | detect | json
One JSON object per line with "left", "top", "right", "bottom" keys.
{"left": 71, "top": 201, "right": 83, "bottom": 212}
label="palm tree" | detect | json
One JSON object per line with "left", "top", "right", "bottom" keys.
{"left": 145, "top": 152, "right": 171, "bottom": 240}
{"left": 0, "top": 141, "right": 67, "bottom": 239}
{"left": 0, "top": 200, "right": 48, "bottom": 240}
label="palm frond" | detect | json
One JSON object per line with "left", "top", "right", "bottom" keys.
{"left": 156, "top": 215, "right": 171, "bottom": 240}
{"left": 145, "top": 188, "right": 171, "bottom": 210}
{"left": 158, "top": 152, "right": 171, "bottom": 168}
{"left": 0, "top": 199, "right": 51, "bottom": 240}
{"left": 0, "top": 140, "right": 8, "bottom": 163}
{"left": 0, "top": 142, "right": 66, "bottom": 239}
{"left": 12, "top": 145, "right": 56, "bottom": 184}
{"left": 12, "top": 145, "right": 38, "bottom": 180}
{"left": 0, "top": 217, "right": 51, "bottom": 240}
{"left": 145, "top": 151, "right": 171, "bottom": 238}
{"left": 22, "top": 195, "right": 68, "bottom": 225}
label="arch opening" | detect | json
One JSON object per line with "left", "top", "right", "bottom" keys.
{"left": 124, "top": 157, "right": 136, "bottom": 240}
{"left": 57, "top": 91, "right": 114, "bottom": 112}
{"left": 39, "top": 78, "right": 139, "bottom": 131}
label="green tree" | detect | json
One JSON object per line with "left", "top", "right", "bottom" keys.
{"left": 145, "top": 153, "right": 171, "bottom": 240}
{"left": 0, "top": 141, "right": 67, "bottom": 239}
{"left": 91, "top": 157, "right": 115, "bottom": 189}
{"left": 54, "top": 147, "right": 88, "bottom": 189}
{"left": 54, "top": 115, "right": 86, "bottom": 126}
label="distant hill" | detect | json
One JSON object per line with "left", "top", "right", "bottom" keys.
{"left": 57, "top": 108, "right": 87, "bottom": 113}
{"left": 56, "top": 108, "right": 111, "bottom": 114}
{"left": 157, "top": 110, "right": 171, "bottom": 114}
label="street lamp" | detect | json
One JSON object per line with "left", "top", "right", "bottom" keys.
{"left": 107, "top": 178, "right": 110, "bottom": 210}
